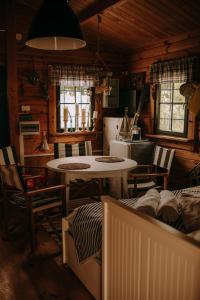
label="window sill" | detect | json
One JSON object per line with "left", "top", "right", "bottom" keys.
{"left": 49, "top": 130, "right": 96, "bottom": 143}
{"left": 54, "top": 130, "right": 96, "bottom": 136}
{"left": 145, "top": 134, "right": 194, "bottom": 143}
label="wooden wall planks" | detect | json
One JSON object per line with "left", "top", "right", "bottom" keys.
{"left": 1, "top": 0, "right": 200, "bottom": 186}
{"left": 129, "top": 29, "right": 200, "bottom": 186}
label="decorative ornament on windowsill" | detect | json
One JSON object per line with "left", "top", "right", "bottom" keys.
{"left": 81, "top": 108, "right": 86, "bottom": 131}
{"left": 63, "top": 106, "right": 69, "bottom": 132}
{"left": 86, "top": 110, "right": 90, "bottom": 131}
{"left": 75, "top": 103, "right": 79, "bottom": 132}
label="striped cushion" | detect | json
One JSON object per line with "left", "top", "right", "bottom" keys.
{"left": 54, "top": 141, "right": 92, "bottom": 158}
{"left": 153, "top": 145, "right": 175, "bottom": 171}
{"left": 0, "top": 146, "right": 18, "bottom": 166}
{"left": 0, "top": 165, "right": 24, "bottom": 191}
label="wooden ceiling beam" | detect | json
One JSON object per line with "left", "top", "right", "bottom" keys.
{"left": 79, "top": 0, "right": 127, "bottom": 24}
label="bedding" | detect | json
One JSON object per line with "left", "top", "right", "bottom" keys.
{"left": 70, "top": 186, "right": 200, "bottom": 263}
{"left": 181, "top": 193, "right": 200, "bottom": 232}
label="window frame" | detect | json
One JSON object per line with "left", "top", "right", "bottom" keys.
{"left": 155, "top": 83, "right": 188, "bottom": 138}
{"left": 48, "top": 85, "right": 96, "bottom": 144}
{"left": 56, "top": 85, "right": 93, "bottom": 132}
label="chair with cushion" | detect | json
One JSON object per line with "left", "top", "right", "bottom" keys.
{"left": 0, "top": 146, "right": 66, "bottom": 252}
{"left": 54, "top": 140, "right": 92, "bottom": 158}
{"left": 0, "top": 145, "right": 48, "bottom": 189}
{"left": 128, "top": 145, "right": 175, "bottom": 196}
{"left": 54, "top": 141, "right": 100, "bottom": 205}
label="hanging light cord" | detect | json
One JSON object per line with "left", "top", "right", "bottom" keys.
{"left": 95, "top": 15, "right": 110, "bottom": 71}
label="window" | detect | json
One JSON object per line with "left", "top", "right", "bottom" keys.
{"left": 56, "top": 85, "right": 92, "bottom": 131}
{"left": 156, "top": 82, "right": 188, "bottom": 137}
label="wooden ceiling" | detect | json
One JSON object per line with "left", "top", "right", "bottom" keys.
{"left": 14, "top": 0, "right": 200, "bottom": 55}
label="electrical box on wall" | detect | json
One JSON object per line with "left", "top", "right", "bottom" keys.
{"left": 19, "top": 121, "right": 40, "bottom": 135}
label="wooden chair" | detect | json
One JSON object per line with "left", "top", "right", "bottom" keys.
{"left": 0, "top": 146, "right": 66, "bottom": 252}
{"left": 54, "top": 141, "right": 101, "bottom": 204}
{"left": 128, "top": 145, "right": 175, "bottom": 196}
{"left": 0, "top": 145, "right": 48, "bottom": 189}
{"left": 54, "top": 140, "right": 92, "bottom": 158}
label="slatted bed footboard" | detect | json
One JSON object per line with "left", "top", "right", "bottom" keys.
{"left": 62, "top": 217, "right": 101, "bottom": 299}
{"left": 102, "top": 196, "right": 200, "bottom": 300}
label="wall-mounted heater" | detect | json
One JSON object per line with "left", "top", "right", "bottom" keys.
{"left": 19, "top": 121, "right": 40, "bottom": 135}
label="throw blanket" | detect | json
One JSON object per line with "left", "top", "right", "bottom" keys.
{"left": 157, "top": 190, "right": 179, "bottom": 222}
{"left": 180, "top": 192, "right": 200, "bottom": 232}
{"left": 134, "top": 188, "right": 160, "bottom": 217}
{"left": 70, "top": 186, "right": 200, "bottom": 262}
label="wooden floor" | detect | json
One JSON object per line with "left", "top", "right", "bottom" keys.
{"left": 0, "top": 214, "right": 94, "bottom": 300}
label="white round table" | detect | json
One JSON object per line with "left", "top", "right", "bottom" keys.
{"left": 47, "top": 156, "right": 137, "bottom": 215}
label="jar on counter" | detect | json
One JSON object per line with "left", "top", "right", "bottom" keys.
{"left": 131, "top": 125, "right": 141, "bottom": 141}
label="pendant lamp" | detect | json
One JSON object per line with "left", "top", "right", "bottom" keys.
{"left": 25, "top": 0, "right": 86, "bottom": 50}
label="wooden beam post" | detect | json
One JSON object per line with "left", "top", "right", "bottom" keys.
{"left": 6, "top": 0, "right": 19, "bottom": 153}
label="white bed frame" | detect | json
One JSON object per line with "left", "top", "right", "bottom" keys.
{"left": 62, "top": 217, "right": 101, "bottom": 299}
{"left": 62, "top": 196, "right": 200, "bottom": 300}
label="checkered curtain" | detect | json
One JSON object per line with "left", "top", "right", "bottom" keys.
{"left": 150, "top": 56, "right": 200, "bottom": 83}
{"left": 48, "top": 64, "right": 102, "bottom": 87}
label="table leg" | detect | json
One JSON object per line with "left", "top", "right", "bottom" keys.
{"left": 122, "top": 172, "right": 129, "bottom": 198}
{"left": 65, "top": 174, "right": 70, "bottom": 216}
{"left": 109, "top": 177, "right": 121, "bottom": 199}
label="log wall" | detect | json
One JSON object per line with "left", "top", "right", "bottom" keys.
{"left": 1, "top": 0, "right": 200, "bottom": 189}
{"left": 129, "top": 29, "right": 200, "bottom": 187}
{"left": 16, "top": 50, "right": 124, "bottom": 168}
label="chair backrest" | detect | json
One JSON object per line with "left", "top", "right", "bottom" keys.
{"left": 0, "top": 146, "right": 18, "bottom": 165}
{"left": 54, "top": 141, "right": 92, "bottom": 159}
{"left": 130, "top": 141, "right": 156, "bottom": 164}
{"left": 0, "top": 165, "right": 24, "bottom": 191}
{"left": 0, "top": 146, "right": 24, "bottom": 191}
{"left": 153, "top": 145, "right": 175, "bottom": 171}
